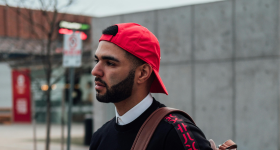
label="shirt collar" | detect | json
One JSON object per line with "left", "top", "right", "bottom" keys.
{"left": 115, "top": 93, "right": 153, "bottom": 125}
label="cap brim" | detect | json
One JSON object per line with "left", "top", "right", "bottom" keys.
{"left": 150, "top": 69, "right": 168, "bottom": 95}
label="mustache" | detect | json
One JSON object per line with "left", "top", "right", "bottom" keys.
{"left": 95, "top": 77, "right": 108, "bottom": 87}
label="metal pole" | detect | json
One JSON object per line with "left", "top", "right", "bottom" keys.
{"left": 61, "top": 88, "right": 65, "bottom": 150}
{"left": 32, "top": 94, "right": 37, "bottom": 150}
{"left": 67, "top": 68, "right": 75, "bottom": 150}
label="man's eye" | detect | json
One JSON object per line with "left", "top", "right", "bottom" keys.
{"left": 94, "top": 60, "right": 99, "bottom": 63}
{"left": 106, "top": 61, "right": 115, "bottom": 66}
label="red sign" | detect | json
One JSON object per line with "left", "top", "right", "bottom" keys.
{"left": 12, "top": 69, "right": 32, "bottom": 123}
{"left": 59, "top": 28, "right": 87, "bottom": 40}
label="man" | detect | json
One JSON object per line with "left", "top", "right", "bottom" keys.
{"left": 90, "top": 23, "right": 212, "bottom": 150}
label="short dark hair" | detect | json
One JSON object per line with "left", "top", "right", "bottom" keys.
{"left": 124, "top": 51, "right": 146, "bottom": 68}
{"left": 102, "top": 25, "right": 146, "bottom": 68}
{"left": 102, "top": 25, "right": 118, "bottom": 36}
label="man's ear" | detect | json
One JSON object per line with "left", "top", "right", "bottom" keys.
{"left": 136, "top": 63, "right": 153, "bottom": 84}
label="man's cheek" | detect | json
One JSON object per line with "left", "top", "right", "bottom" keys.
{"left": 108, "top": 73, "right": 121, "bottom": 86}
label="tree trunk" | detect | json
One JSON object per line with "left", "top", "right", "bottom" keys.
{"left": 45, "top": 35, "right": 53, "bottom": 150}
{"left": 45, "top": 65, "right": 52, "bottom": 150}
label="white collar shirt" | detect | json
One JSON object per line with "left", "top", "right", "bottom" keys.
{"left": 115, "top": 93, "right": 153, "bottom": 125}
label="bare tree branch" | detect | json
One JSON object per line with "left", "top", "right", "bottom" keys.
{"left": 51, "top": 70, "right": 65, "bottom": 86}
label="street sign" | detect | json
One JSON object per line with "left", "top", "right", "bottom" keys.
{"left": 63, "top": 33, "right": 82, "bottom": 67}
{"left": 59, "top": 21, "right": 90, "bottom": 30}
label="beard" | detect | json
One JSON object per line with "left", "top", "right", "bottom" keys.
{"left": 95, "top": 69, "right": 135, "bottom": 103}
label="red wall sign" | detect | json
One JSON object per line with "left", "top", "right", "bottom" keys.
{"left": 12, "top": 69, "right": 32, "bottom": 123}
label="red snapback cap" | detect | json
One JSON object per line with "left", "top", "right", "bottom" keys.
{"left": 99, "top": 23, "right": 168, "bottom": 95}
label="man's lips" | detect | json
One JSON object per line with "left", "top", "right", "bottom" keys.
{"left": 95, "top": 81, "right": 106, "bottom": 90}
{"left": 95, "top": 81, "right": 105, "bottom": 87}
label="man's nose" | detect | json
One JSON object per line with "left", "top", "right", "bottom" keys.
{"left": 91, "top": 63, "right": 104, "bottom": 77}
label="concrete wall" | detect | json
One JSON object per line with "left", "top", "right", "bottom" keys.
{"left": 91, "top": 0, "right": 280, "bottom": 149}
{"left": 0, "top": 63, "right": 12, "bottom": 107}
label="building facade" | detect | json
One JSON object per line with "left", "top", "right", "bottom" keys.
{"left": 0, "top": 5, "right": 94, "bottom": 124}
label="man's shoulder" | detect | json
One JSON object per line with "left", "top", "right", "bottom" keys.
{"left": 146, "top": 104, "right": 212, "bottom": 149}
{"left": 154, "top": 111, "right": 196, "bottom": 138}
{"left": 147, "top": 111, "right": 197, "bottom": 150}
{"left": 156, "top": 110, "right": 212, "bottom": 150}
{"left": 155, "top": 105, "right": 195, "bottom": 126}
{"left": 163, "top": 112, "right": 195, "bottom": 125}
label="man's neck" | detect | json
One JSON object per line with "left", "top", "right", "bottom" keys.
{"left": 114, "top": 91, "right": 149, "bottom": 116}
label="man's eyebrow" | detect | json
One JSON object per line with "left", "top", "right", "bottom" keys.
{"left": 95, "top": 55, "right": 120, "bottom": 62}
{"left": 95, "top": 54, "right": 120, "bottom": 62}
{"left": 102, "top": 56, "right": 120, "bottom": 62}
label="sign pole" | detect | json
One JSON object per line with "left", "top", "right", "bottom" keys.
{"left": 67, "top": 67, "right": 75, "bottom": 150}
{"left": 61, "top": 87, "right": 65, "bottom": 150}
{"left": 63, "top": 30, "right": 82, "bottom": 150}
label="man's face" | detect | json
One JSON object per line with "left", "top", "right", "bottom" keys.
{"left": 91, "top": 41, "right": 135, "bottom": 103}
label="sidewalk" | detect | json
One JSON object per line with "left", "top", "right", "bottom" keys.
{"left": 0, "top": 123, "right": 89, "bottom": 150}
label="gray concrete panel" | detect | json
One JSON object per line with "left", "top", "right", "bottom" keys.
{"left": 235, "top": 59, "right": 278, "bottom": 150}
{"left": 195, "top": 62, "right": 233, "bottom": 144}
{"left": 157, "top": 64, "right": 193, "bottom": 116}
{"left": 93, "top": 85, "right": 115, "bottom": 131}
{"left": 0, "top": 63, "right": 12, "bottom": 107}
{"left": 91, "top": 16, "right": 122, "bottom": 50}
{"left": 235, "top": 0, "right": 278, "bottom": 58}
{"left": 122, "top": 11, "right": 156, "bottom": 34}
{"left": 157, "top": 7, "right": 192, "bottom": 63}
{"left": 151, "top": 93, "right": 160, "bottom": 101}
{"left": 194, "top": 1, "right": 233, "bottom": 60}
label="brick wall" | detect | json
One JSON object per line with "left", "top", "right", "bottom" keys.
{"left": 0, "top": 5, "right": 92, "bottom": 41}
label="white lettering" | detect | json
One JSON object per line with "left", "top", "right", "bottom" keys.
{"left": 17, "top": 98, "right": 27, "bottom": 114}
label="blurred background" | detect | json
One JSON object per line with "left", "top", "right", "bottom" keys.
{"left": 0, "top": 0, "right": 279, "bottom": 150}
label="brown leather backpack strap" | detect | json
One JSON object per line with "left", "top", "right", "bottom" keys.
{"left": 131, "top": 107, "right": 195, "bottom": 150}
{"left": 218, "top": 139, "right": 237, "bottom": 150}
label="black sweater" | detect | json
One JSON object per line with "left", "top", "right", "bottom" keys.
{"left": 89, "top": 99, "right": 212, "bottom": 150}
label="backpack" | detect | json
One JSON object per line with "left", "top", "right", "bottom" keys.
{"left": 131, "top": 107, "right": 237, "bottom": 150}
